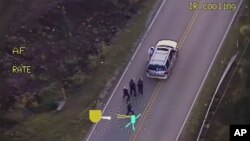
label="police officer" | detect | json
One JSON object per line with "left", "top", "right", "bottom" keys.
{"left": 129, "top": 78, "right": 136, "bottom": 97}
{"left": 148, "top": 46, "right": 155, "bottom": 61}
{"left": 123, "top": 87, "right": 130, "bottom": 103}
{"left": 126, "top": 103, "right": 135, "bottom": 115}
{"left": 137, "top": 78, "right": 143, "bottom": 95}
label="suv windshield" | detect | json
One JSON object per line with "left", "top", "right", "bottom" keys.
{"left": 147, "top": 64, "right": 166, "bottom": 71}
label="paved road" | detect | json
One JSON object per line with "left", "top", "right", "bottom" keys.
{"left": 85, "top": 0, "right": 242, "bottom": 141}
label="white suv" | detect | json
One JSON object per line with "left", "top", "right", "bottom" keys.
{"left": 146, "top": 40, "right": 178, "bottom": 79}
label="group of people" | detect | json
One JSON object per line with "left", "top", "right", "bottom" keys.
{"left": 121, "top": 47, "right": 154, "bottom": 115}
{"left": 122, "top": 78, "right": 144, "bottom": 115}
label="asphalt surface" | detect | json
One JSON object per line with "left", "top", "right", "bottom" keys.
{"left": 85, "top": 0, "right": 242, "bottom": 141}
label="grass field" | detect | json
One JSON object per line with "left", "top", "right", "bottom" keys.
{"left": 4, "top": 0, "right": 159, "bottom": 141}
{"left": 203, "top": 38, "right": 250, "bottom": 141}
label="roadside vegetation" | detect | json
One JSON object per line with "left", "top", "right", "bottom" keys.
{"left": 179, "top": 1, "right": 250, "bottom": 141}
{"left": 0, "top": 0, "right": 157, "bottom": 140}
{"left": 202, "top": 2, "right": 250, "bottom": 140}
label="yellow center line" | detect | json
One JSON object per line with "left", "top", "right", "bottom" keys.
{"left": 130, "top": 0, "right": 206, "bottom": 140}
{"left": 178, "top": 0, "right": 205, "bottom": 49}
{"left": 129, "top": 82, "right": 163, "bottom": 140}
{"left": 178, "top": 0, "right": 204, "bottom": 49}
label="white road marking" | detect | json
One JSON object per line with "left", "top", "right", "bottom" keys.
{"left": 85, "top": 0, "right": 167, "bottom": 140}
{"left": 175, "top": 0, "right": 243, "bottom": 141}
{"left": 101, "top": 116, "right": 112, "bottom": 120}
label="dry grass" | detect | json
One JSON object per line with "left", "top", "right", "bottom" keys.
{"left": 5, "top": 0, "right": 158, "bottom": 141}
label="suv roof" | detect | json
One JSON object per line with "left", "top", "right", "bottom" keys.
{"left": 149, "top": 47, "right": 171, "bottom": 66}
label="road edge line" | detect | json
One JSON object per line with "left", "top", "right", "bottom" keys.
{"left": 175, "top": 1, "right": 244, "bottom": 141}
{"left": 85, "top": 0, "right": 167, "bottom": 140}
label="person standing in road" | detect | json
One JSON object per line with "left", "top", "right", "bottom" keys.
{"left": 126, "top": 103, "right": 135, "bottom": 115}
{"left": 129, "top": 78, "right": 136, "bottom": 97}
{"left": 123, "top": 87, "right": 130, "bottom": 103}
{"left": 148, "top": 46, "right": 155, "bottom": 61}
{"left": 137, "top": 78, "right": 143, "bottom": 95}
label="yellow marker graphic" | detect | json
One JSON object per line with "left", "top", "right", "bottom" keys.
{"left": 89, "top": 110, "right": 111, "bottom": 123}
{"left": 116, "top": 114, "right": 131, "bottom": 119}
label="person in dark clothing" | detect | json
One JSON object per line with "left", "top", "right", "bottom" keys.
{"left": 123, "top": 87, "right": 130, "bottom": 103}
{"left": 148, "top": 46, "right": 155, "bottom": 61}
{"left": 137, "top": 78, "right": 143, "bottom": 95}
{"left": 129, "top": 78, "right": 137, "bottom": 97}
{"left": 126, "top": 103, "right": 135, "bottom": 115}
